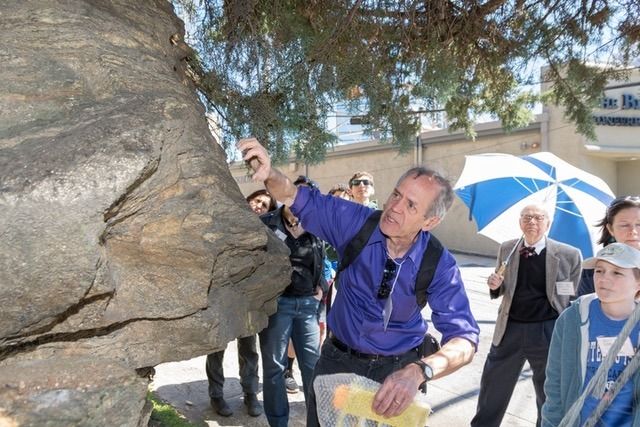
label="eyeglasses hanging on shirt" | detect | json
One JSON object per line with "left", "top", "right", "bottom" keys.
{"left": 377, "top": 258, "right": 396, "bottom": 299}
{"left": 378, "top": 257, "right": 404, "bottom": 331}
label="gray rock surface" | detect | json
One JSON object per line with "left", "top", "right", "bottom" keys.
{"left": 0, "top": 358, "right": 152, "bottom": 427}
{"left": 0, "top": 1, "right": 290, "bottom": 424}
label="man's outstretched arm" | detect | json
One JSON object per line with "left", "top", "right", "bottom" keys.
{"left": 237, "top": 137, "right": 298, "bottom": 206}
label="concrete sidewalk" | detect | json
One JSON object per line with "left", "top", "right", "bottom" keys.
{"left": 150, "top": 252, "right": 538, "bottom": 426}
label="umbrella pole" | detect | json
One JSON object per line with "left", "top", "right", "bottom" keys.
{"left": 496, "top": 236, "right": 523, "bottom": 276}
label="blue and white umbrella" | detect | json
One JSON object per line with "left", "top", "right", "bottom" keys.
{"left": 454, "top": 152, "right": 615, "bottom": 258}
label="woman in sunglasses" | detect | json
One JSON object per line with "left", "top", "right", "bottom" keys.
{"left": 578, "top": 196, "right": 640, "bottom": 296}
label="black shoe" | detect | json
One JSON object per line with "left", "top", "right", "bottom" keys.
{"left": 210, "top": 397, "right": 233, "bottom": 417}
{"left": 284, "top": 369, "right": 299, "bottom": 394}
{"left": 244, "top": 393, "right": 262, "bottom": 417}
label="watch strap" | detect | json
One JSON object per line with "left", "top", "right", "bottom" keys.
{"left": 412, "top": 360, "right": 432, "bottom": 383}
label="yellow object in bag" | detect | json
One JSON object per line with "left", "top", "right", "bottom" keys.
{"left": 332, "top": 384, "right": 430, "bottom": 427}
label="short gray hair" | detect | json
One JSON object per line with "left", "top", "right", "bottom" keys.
{"left": 396, "top": 167, "right": 454, "bottom": 219}
{"left": 519, "top": 203, "right": 551, "bottom": 218}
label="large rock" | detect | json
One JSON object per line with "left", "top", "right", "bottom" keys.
{"left": 0, "top": 0, "right": 290, "bottom": 424}
{"left": 0, "top": 358, "right": 152, "bottom": 427}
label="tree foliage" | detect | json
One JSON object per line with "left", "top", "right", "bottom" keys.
{"left": 175, "top": 0, "right": 640, "bottom": 163}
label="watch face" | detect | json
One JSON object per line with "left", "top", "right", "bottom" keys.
{"left": 424, "top": 363, "right": 433, "bottom": 380}
{"left": 415, "top": 361, "right": 433, "bottom": 382}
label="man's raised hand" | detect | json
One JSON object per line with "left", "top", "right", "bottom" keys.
{"left": 236, "top": 137, "right": 298, "bottom": 206}
{"left": 237, "top": 137, "right": 271, "bottom": 183}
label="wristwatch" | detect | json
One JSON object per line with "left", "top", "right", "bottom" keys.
{"left": 412, "top": 360, "right": 434, "bottom": 385}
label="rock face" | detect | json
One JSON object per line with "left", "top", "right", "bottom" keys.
{"left": 0, "top": 1, "right": 290, "bottom": 424}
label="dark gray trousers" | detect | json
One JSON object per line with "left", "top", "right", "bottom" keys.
{"left": 206, "top": 335, "right": 259, "bottom": 398}
{"left": 471, "top": 319, "right": 556, "bottom": 427}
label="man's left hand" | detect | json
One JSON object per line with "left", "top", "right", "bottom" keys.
{"left": 371, "top": 363, "right": 422, "bottom": 418}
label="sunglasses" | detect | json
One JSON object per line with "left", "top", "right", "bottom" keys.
{"left": 350, "top": 179, "right": 372, "bottom": 187}
{"left": 377, "top": 258, "right": 397, "bottom": 299}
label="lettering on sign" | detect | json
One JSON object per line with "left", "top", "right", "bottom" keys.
{"left": 600, "top": 93, "right": 640, "bottom": 110}
{"left": 594, "top": 92, "right": 640, "bottom": 126}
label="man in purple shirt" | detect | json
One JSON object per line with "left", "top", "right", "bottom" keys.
{"left": 238, "top": 137, "right": 479, "bottom": 425}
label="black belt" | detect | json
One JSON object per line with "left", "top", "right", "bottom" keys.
{"left": 328, "top": 333, "right": 420, "bottom": 360}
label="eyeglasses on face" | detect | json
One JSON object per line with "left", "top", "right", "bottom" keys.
{"left": 520, "top": 214, "right": 546, "bottom": 223}
{"left": 350, "top": 179, "right": 372, "bottom": 187}
{"left": 377, "top": 258, "right": 397, "bottom": 299}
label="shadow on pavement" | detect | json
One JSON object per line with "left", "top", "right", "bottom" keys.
{"left": 153, "top": 377, "right": 308, "bottom": 427}
{"left": 430, "top": 368, "right": 533, "bottom": 414}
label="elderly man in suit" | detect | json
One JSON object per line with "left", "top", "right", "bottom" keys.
{"left": 471, "top": 204, "right": 582, "bottom": 427}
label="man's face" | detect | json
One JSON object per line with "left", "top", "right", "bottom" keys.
{"left": 349, "top": 175, "right": 374, "bottom": 203}
{"left": 379, "top": 174, "right": 441, "bottom": 240}
{"left": 519, "top": 206, "right": 550, "bottom": 243}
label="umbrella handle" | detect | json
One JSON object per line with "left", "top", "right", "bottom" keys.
{"left": 495, "top": 236, "right": 522, "bottom": 277}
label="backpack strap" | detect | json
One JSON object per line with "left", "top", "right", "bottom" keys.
{"left": 415, "top": 235, "right": 443, "bottom": 308}
{"left": 326, "top": 210, "right": 381, "bottom": 317}
{"left": 338, "top": 210, "right": 382, "bottom": 273}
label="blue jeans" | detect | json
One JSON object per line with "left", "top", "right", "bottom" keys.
{"left": 259, "top": 295, "right": 320, "bottom": 427}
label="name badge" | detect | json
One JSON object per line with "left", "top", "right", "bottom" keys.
{"left": 556, "top": 281, "right": 575, "bottom": 296}
{"left": 596, "top": 336, "right": 635, "bottom": 358}
{"left": 274, "top": 229, "right": 287, "bottom": 241}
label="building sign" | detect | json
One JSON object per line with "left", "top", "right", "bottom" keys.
{"left": 593, "top": 93, "right": 640, "bottom": 126}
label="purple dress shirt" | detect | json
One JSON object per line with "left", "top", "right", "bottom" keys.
{"left": 291, "top": 186, "right": 480, "bottom": 356}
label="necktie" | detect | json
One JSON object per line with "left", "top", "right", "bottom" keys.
{"left": 520, "top": 246, "right": 537, "bottom": 258}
